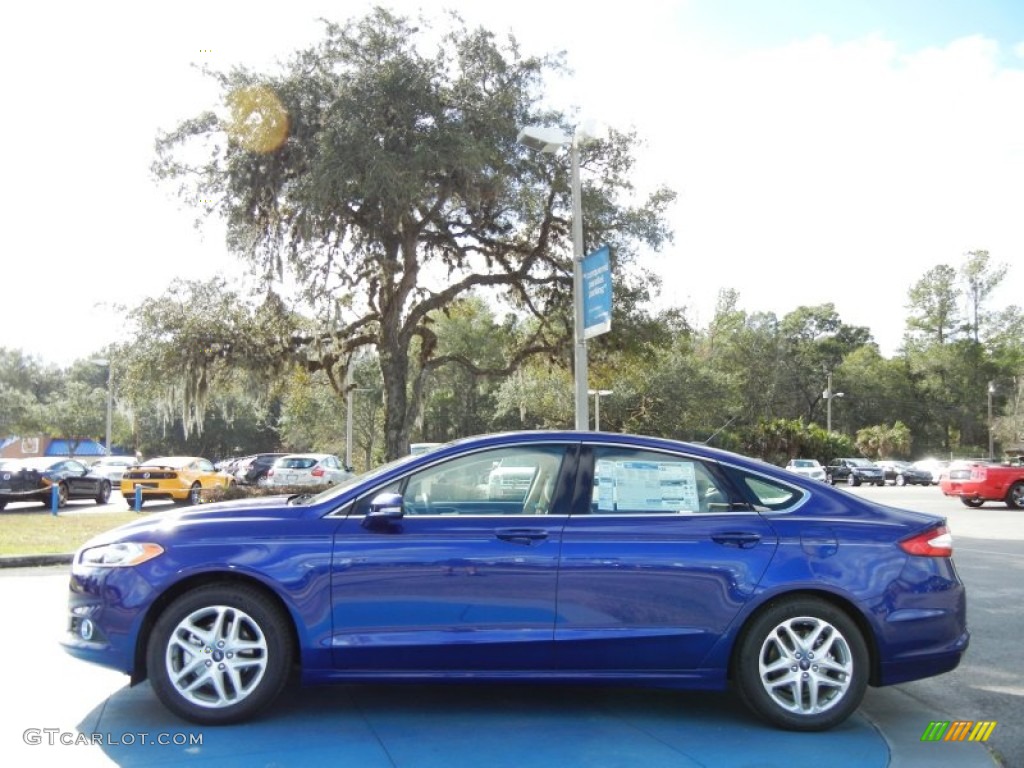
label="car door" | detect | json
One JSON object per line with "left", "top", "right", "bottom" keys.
{"left": 554, "top": 444, "right": 778, "bottom": 671}
{"left": 330, "top": 443, "right": 576, "bottom": 671}
{"left": 62, "top": 460, "right": 98, "bottom": 500}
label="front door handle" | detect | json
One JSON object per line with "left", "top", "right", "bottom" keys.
{"left": 711, "top": 532, "right": 762, "bottom": 549}
{"left": 496, "top": 528, "right": 550, "bottom": 545}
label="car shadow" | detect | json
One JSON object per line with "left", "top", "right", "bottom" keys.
{"left": 78, "top": 679, "right": 886, "bottom": 767}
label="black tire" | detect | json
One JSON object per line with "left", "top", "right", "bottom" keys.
{"left": 875, "top": 480, "right": 885, "bottom": 487}
{"left": 0, "top": 500, "right": 6, "bottom": 511}
{"left": 57, "top": 482, "right": 69, "bottom": 508}
{"left": 95, "top": 481, "right": 111, "bottom": 505}
{"left": 1006, "top": 482, "right": 1024, "bottom": 510}
{"left": 146, "top": 583, "right": 294, "bottom": 725}
{"left": 961, "top": 497, "right": 984, "bottom": 508}
{"left": 733, "top": 597, "right": 869, "bottom": 731}
{"left": 187, "top": 482, "right": 202, "bottom": 506}
{"left": 846, "top": 474, "right": 860, "bottom": 487}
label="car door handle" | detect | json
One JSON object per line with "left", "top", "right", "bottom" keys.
{"left": 711, "top": 532, "right": 762, "bottom": 549}
{"left": 496, "top": 528, "right": 550, "bottom": 545}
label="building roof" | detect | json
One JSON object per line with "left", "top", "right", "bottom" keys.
{"left": 44, "top": 439, "right": 108, "bottom": 456}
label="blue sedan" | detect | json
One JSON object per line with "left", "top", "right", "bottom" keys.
{"left": 61, "top": 431, "right": 968, "bottom": 730}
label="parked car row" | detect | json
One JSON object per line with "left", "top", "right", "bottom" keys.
{"left": 783, "top": 457, "right": 950, "bottom": 487}
{"left": 217, "top": 452, "right": 353, "bottom": 487}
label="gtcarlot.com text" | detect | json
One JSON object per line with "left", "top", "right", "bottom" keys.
{"left": 23, "top": 728, "right": 203, "bottom": 747}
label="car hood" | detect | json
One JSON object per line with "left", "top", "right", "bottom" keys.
{"left": 78, "top": 495, "right": 313, "bottom": 549}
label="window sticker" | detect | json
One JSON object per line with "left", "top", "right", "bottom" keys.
{"left": 594, "top": 459, "right": 700, "bottom": 512}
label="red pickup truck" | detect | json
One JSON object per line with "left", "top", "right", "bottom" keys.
{"left": 940, "top": 461, "right": 1024, "bottom": 509}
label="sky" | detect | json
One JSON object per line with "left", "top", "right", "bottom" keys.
{"left": 2, "top": 0, "right": 1022, "bottom": 368}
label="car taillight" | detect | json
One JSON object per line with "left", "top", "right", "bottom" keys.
{"left": 311, "top": 467, "right": 325, "bottom": 477}
{"left": 970, "top": 466, "right": 987, "bottom": 481}
{"left": 899, "top": 526, "right": 953, "bottom": 557}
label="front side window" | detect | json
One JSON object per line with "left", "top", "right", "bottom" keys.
{"left": 373, "top": 445, "right": 567, "bottom": 516}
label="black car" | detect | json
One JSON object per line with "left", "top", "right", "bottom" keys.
{"left": 826, "top": 458, "right": 886, "bottom": 487}
{"left": 238, "top": 453, "right": 288, "bottom": 485}
{"left": 0, "top": 457, "right": 112, "bottom": 509}
{"left": 875, "top": 460, "right": 933, "bottom": 486}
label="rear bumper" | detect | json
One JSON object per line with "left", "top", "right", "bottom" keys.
{"left": 877, "top": 630, "right": 969, "bottom": 685}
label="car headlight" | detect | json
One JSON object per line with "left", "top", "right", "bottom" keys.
{"left": 76, "top": 542, "right": 164, "bottom": 569}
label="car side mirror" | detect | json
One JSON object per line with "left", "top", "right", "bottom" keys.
{"left": 363, "top": 492, "right": 404, "bottom": 528}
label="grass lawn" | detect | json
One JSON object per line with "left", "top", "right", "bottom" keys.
{"left": 0, "top": 511, "right": 148, "bottom": 556}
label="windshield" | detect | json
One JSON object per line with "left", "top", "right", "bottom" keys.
{"left": 848, "top": 459, "right": 874, "bottom": 467}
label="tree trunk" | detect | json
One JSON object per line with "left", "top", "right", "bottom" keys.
{"left": 379, "top": 346, "right": 411, "bottom": 461}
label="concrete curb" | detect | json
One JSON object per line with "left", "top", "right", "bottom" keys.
{"left": 0, "top": 553, "right": 73, "bottom": 568}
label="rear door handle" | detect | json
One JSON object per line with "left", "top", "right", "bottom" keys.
{"left": 711, "top": 532, "right": 762, "bottom": 549}
{"left": 496, "top": 528, "right": 550, "bottom": 545}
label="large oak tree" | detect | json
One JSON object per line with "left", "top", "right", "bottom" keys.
{"left": 154, "top": 9, "right": 674, "bottom": 458}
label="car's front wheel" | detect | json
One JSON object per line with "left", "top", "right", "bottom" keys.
{"left": 733, "top": 597, "right": 868, "bottom": 731}
{"left": 146, "top": 584, "right": 294, "bottom": 725}
{"left": 1006, "top": 482, "right": 1024, "bottom": 510}
{"left": 95, "top": 481, "right": 111, "bottom": 505}
{"left": 895, "top": 474, "right": 906, "bottom": 487}
{"left": 846, "top": 474, "right": 860, "bottom": 487}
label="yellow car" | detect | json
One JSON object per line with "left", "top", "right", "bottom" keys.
{"left": 120, "top": 456, "right": 234, "bottom": 506}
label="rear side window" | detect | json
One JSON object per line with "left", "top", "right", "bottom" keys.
{"left": 729, "top": 470, "right": 805, "bottom": 512}
{"left": 588, "top": 447, "right": 733, "bottom": 514}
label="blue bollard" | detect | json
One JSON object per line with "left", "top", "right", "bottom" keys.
{"left": 134, "top": 485, "right": 143, "bottom": 512}
{"left": 51, "top": 483, "right": 60, "bottom": 516}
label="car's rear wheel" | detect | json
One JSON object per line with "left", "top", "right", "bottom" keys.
{"left": 95, "top": 481, "right": 111, "bottom": 505}
{"left": 895, "top": 475, "right": 906, "bottom": 487}
{"left": 733, "top": 597, "right": 868, "bottom": 731}
{"left": 187, "top": 482, "right": 202, "bottom": 506}
{"left": 1006, "top": 482, "right": 1024, "bottom": 510}
{"left": 146, "top": 584, "right": 294, "bottom": 725}
{"left": 961, "top": 497, "right": 984, "bottom": 508}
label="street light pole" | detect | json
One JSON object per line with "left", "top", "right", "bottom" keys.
{"left": 91, "top": 358, "right": 113, "bottom": 455}
{"left": 517, "top": 124, "right": 591, "bottom": 431}
{"left": 988, "top": 381, "right": 995, "bottom": 459}
{"left": 104, "top": 365, "right": 112, "bottom": 455}
{"left": 824, "top": 371, "right": 844, "bottom": 434}
{"left": 570, "top": 133, "right": 589, "bottom": 432}
{"left": 589, "top": 389, "right": 612, "bottom": 431}
{"left": 345, "top": 362, "right": 354, "bottom": 472}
